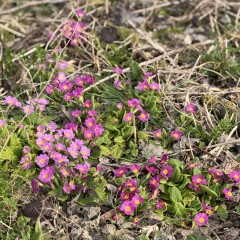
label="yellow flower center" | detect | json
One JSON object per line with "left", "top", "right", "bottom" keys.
{"left": 63, "top": 85, "right": 68, "bottom": 90}
{"left": 125, "top": 206, "right": 130, "bottom": 211}
{"left": 82, "top": 151, "right": 86, "bottom": 155}
{"left": 196, "top": 178, "right": 201, "bottom": 183}
{"left": 227, "top": 192, "right": 232, "bottom": 196}
{"left": 234, "top": 174, "right": 239, "bottom": 179}
{"left": 141, "top": 114, "right": 146, "bottom": 119}
{"left": 135, "top": 200, "right": 140, "bottom": 205}
{"left": 43, "top": 174, "right": 48, "bottom": 179}
{"left": 199, "top": 217, "right": 204, "bottom": 223}
{"left": 173, "top": 133, "right": 179, "bottom": 138}
{"left": 40, "top": 159, "right": 45, "bottom": 163}
{"left": 163, "top": 169, "right": 168, "bottom": 175}
{"left": 88, "top": 122, "right": 93, "bottom": 127}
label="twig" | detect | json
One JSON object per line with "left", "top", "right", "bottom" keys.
{"left": 0, "top": 23, "right": 25, "bottom": 37}
{"left": 0, "top": 0, "right": 70, "bottom": 15}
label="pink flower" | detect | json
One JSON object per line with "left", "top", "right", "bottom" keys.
{"left": 38, "top": 166, "right": 55, "bottom": 183}
{"left": 186, "top": 163, "right": 200, "bottom": 170}
{"left": 171, "top": 130, "right": 183, "bottom": 140}
{"left": 23, "top": 105, "right": 34, "bottom": 115}
{"left": 194, "top": 213, "right": 208, "bottom": 226}
{"left": 83, "top": 100, "right": 92, "bottom": 108}
{"left": 36, "top": 154, "right": 49, "bottom": 168}
{"left": 149, "top": 156, "right": 157, "bottom": 164}
{"left": 71, "top": 110, "right": 81, "bottom": 119}
{"left": 114, "top": 80, "right": 122, "bottom": 89}
{"left": 186, "top": 104, "right": 197, "bottom": 113}
{"left": 156, "top": 199, "right": 166, "bottom": 209}
{"left": 59, "top": 81, "right": 72, "bottom": 92}
{"left": 76, "top": 162, "right": 90, "bottom": 174}
{"left": 139, "top": 81, "right": 149, "bottom": 91}
{"left": 161, "top": 165, "right": 173, "bottom": 179}
{"left": 57, "top": 72, "right": 66, "bottom": 82}
{"left": 93, "top": 124, "right": 104, "bottom": 137}
{"left": 55, "top": 143, "right": 66, "bottom": 151}
{"left": 138, "top": 111, "right": 150, "bottom": 122}
{"left": 63, "top": 181, "right": 72, "bottom": 194}
{"left": 127, "top": 99, "right": 141, "bottom": 108}
{"left": 124, "top": 112, "right": 133, "bottom": 122}
{"left": 84, "top": 130, "right": 94, "bottom": 140}
{"left": 223, "top": 188, "right": 233, "bottom": 200}
{"left": 153, "top": 129, "right": 162, "bottom": 138}
{"left": 146, "top": 166, "right": 158, "bottom": 174}
{"left": 124, "top": 179, "right": 137, "bottom": 189}
{"left": 72, "top": 87, "right": 83, "bottom": 98}
{"left": 85, "top": 118, "right": 95, "bottom": 128}
{"left": 120, "top": 191, "right": 133, "bottom": 201}
{"left": 149, "top": 176, "right": 160, "bottom": 189}
{"left": 60, "top": 168, "right": 69, "bottom": 178}
{"left": 117, "top": 103, "right": 123, "bottom": 109}
{"left": 132, "top": 195, "right": 144, "bottom": 207}
{"left": 133, "top": 216, "right": 139, "bottom": 224}
{"left": 149, "top": 82, "right": 160, "bottom": 90}
{"left": 192, "top": 174, "right": 207, "bottom": 185}
{"left": 46, "top": 85, "right": 54, "bottom": 94}
{"left": 114, "top": 166, "right": 128, "bottom": 177}
{"left": 159, "top": 153, "right": 168, "bottom": 165}
{"left": 144, "top": 72, "right": 153, "bottom": 77}
{"left": 63, "top": 129, "right": 75, "bottom": 140}
{"left": 87, "top": 110, "right": 97, "bottom": 117}
{"left": 202, "top": 202, "right": 213, "bottom": 215}
{"left": 67, "top": 147, "right": 79, "bottom": 159}
{"left": 20, "top": 156, "right": 32, "bottom": 169}
{"left": 229, "top": 170, "right": 240, "bottom": 183}
{"left": 80, "top": 146, "right": 91, "bottom": 159}
{"left": 0, "top": 120, "right": 6, "bottom": 128}
{"left": 23, "top": 146, "right": 31, "bottom": 154}
{"left": 130, "top": 164, "right": 141, "bottom": 174}
{"left": 114, "top": 67, "right": 123, "bottom": 74}
{"left": 120, "top": 201, "right": 135, "bottom": 215}
{"left": 57, "top": 61, "right": 69, "bottom": 69}
{"left": 75, "top": 9, "right": 86, "bottom": 16}
{"left": 75, "top": 76, "right": 85, "bottom": 86}
{"left": 113, "top": 213, "right": 121, "bottom": 222}
{"left": 64, "top": 92, "right": 72, "bottom": 101}
{"left": 4, "top": 96, "right": 22, "bottom": 107}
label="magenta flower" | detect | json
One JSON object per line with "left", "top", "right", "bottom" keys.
{"left": 192, "top": 174, "right": 207, "bottom": 185}
{"left": 186, "top": 163, "right": 200, "bottom": 170}
{"left": 60, "top": 168, "right": 69, "bottom": 178}
{"left": 127, "top": 99, "right": 141, "bottom": 108}
{"left": 83, "top": 100, "right": 92, "bottom": 108}
{"left": 161, "top": 165, "right": 173, "bottom": 179}
{"left": 75, "top": 76, "right": 85, "bottom": 86}
{"left": 139, "top": 81, "right": 149, "bottom": 91}
{"left": 36, "top": 154, "right": 49, "bottom": 168}
{"left": 202, "top": 202, "right": 213, "bottom": 215}
{"left": 146, "top": 166, "right": 158, "bottom": 174}
{"left": 46, "top": 85, "right": 54, "bottom": 94}
{"left": 72, "top": 110, "right": 81, "bottom": 118}
{"left": 132, "top": 195, "right": 144, "bottom": 207}
{"left": 186, "top": 104, "right": 197, "bottom": 113}
{"left": 171, "top": 130, "right": 183, "bottom": 140}
{"left": 144, "top": 72, "right": 153, "bottom": 77}
{"left": 64, "top": 92, "right": 72, "bottom": 101}
{"left": 72, "top": 87, "right": 83, "bottom": 98}
{"left": 117, "top": 103, "right": 123, "bottom": 109}
{"left": 114, "top": 67, "right": 123, "bottom": 74}
{"left": 120, "top": 191, "right": 133, "bottom": 201}
{"left": 54, "top": 154, "right": 69, "bottom": 166}
{"left": 194, "top": 213, "right": 208, "bottom": 226}
{"left": 84, "top": 130, "right": 94, "bottom": 140}
{"left": 130, "top": 164, "right": 141, "bottom": 174}
{"left": 114, "top": 80, "right": 122, "bottom": 89}
{"left": 41, "top": 142, "right": 53, "bottom": 153}
{"left": 149, "top": 82, "right": 160, "bottom": 90}
{"left": 87, "top": 110, "right": 97, "bottom": 117}
{"left": 85, "top": 118, "right": 95, "bottom": 128}
{"left": 159, "top": 153, "right": 168, "bottom": 165}
{"left": 59, "top": 81, "right": 72, "bottom": 92}
{"left": 75, "top": 9, "right": 86, "bottom": 16}
{"left": 63, "top": 181, "right": 72, "bottom": 194}
{"left": 0, "top": 120, "right": 6, "bottom": 128}
{"left": 93, "top": 124, "right": 104, "bottom": 137}
{"left": 31, "top": 179, "right": 39, "bottom": 193}
{"left": 125, "top": 179, "right": 137, "bottom": 189}
{"left": 156, "top": 199, "right": 166, "bottom": 209}
{"left": 114, "top": 166, "right": 128, "bottom": 177}
{"left": 38, "top": 166, "right": 55, "bottom": 183}
{"left": 124, "top": 112, "right": 133, "bottom": 122}
{"left": 80, "top": 146, "right": 91, "bottom": 159}
{"left": 76, "top": 162, "right": 90, "bottom": 174}
{"left": 149, "top": 176, "right": 160, "bottom": 189}
{"left": 67, "top": 147, "right": 79, "bottom": 159}
{"left": 153, "top": 129, "right": 162, "bottom": 138}
{"left": 23, "top": 105, "right": 34, "bottom": 115}
{"left": 42, "top": 134, "right": 54, "bottom": 142}
{"left": 120, "top": 201, "right": 135, "bottom": 215}
{"left": 63, "top": 129, "right": 75, "bottom": 140}
{"left": 4, "top": 96, "right": 21, "bottom": 107}
{"left": 55, "top": 143, "right": 66, "bottom": 151}
{"left": 138, "top": 111, "right": 150, "bottom": 122}
{"left": 149, "top": 156, "right": 157, "bottom": 164}
{"left": 229, "top": 170, "right": 240, "bottom": 183}
{"left": 133, "top": 216, "right": 139, "bottom": 225}
{"left": 57, "top": 61, "right": 69, "bottom": 69}
{"left": 223, "top": 188, "right": 233, "bottom": 200}
{"left": 20, "top": 156, "right": 32, "bottom": 169}
{"left": 23, "top": 146, "right": 31, "bottom": 154}
{"left": 65, "top": 122, "right": 78, "bottom": 130}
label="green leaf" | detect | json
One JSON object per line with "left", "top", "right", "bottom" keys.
{"left": 217, "top": 205, "right": 228, "bottom": 219}
{"left": 99, "top": 145, "right": 111, "bottom": 156}
{"left": 170, "top": 166, "right": 181, "bottom": 182}
{"left": 193, "top": 167, "right": 201, "bottom": 175}
{"left": 200, "top": 185, "right": 218, "bottom": 198}
{"left": 235, "top": 204, "right": 240, "bottom": 214}
{"left": 114, "top": 136, "right": 125, "bottom": 143}
{"left": 174, "top": 202, "right": 187, "bottom": 217}
{"left": 169, "top": 186, "right": 182, "bottom": 203}
{"left": 138, "top": 131, "right": 148, "bottom": 140}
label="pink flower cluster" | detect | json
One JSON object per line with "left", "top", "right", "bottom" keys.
{"left": 138, "top": 72, "right": 160, "bottom": 91}
{"left": 46, "top": 73, "right": 95, "bottom": 102}
{"left": 189, "top": 174, "right": 207, "bottom": 192}
{"left": 62, "top": 19, "right": 86, "bottom": 46}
